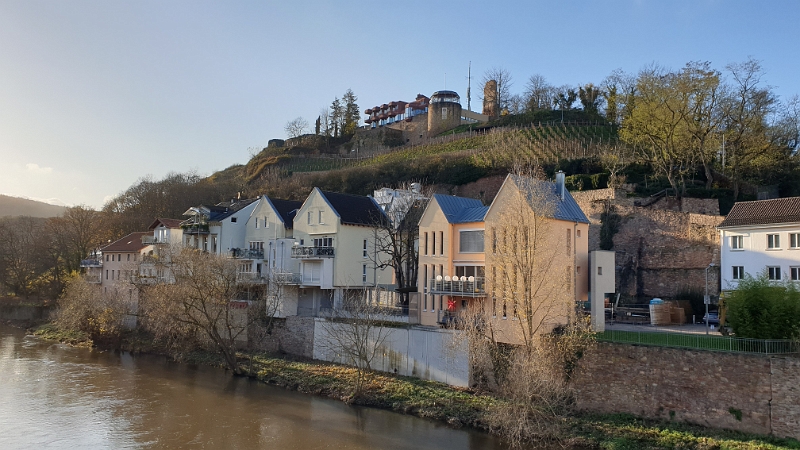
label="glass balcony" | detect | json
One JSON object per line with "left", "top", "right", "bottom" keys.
{"left": 230, "top": 248, "right": 264, "bottom": 259}
{"left": 291, "top": 246, "right": 334, "bottom": 259}
{"left": 80, "top": 259, "right": 102, "bottom": 268}
{"left": 429, "top": 276, "right": 486, "bottom": 297}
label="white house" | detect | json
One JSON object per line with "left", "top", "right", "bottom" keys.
{"left": 181, "top": 198, "right": 258, "bottom": 255}
{"left": 718, "top": 197, "right": 800, "bottom": 289}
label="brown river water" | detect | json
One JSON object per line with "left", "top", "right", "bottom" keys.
{"left": 0, "top": 324, "right": 506, "bottom": 449}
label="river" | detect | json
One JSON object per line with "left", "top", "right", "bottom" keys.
{"left": 0, "top": 325, "right": 505, "bottom": 449}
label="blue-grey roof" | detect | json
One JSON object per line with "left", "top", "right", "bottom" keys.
{"left": 507, "top": 174, "right": 589, "bottom": 224}
{"left": 433, "top": 194, "right": 487, "bottom": 224}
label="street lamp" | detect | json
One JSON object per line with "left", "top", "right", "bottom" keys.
{"left": 705, "top": 263, "right": 716, "bottom": 335}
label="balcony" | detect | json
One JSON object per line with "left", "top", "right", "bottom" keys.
{"left": 230, "top": 248, "right": 264, "bottom": 259}
{"left": 142, "top": 236, "right": 168, "bottom": 245}
{"left": 182, "top": 223, "right": 209, "bottom": 235}
{"left": 271, "top": 272, "right": 301, "bottom": 285}
{"left": 80, "top": 259, "right": 102, "bottom": 268}
{"left": 291, "top": 246, "right": 334, "bottom": 259}
{"left": 429, "top": 276, "right": 486, "bottom": 297}
{"left": 133, "top": 275, "right": 165, "bottom": 285}
{"left": 236, "top": 272, "right": 266, "bottom": 284}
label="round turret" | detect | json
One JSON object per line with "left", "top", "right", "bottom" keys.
{"left": 428, "top": 90, "right": 462, "bottom": 136}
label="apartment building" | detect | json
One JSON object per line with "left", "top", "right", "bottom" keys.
{"left": 718, "top": 197, "right": 800, "bottom": 289}
{"left": 416, "top": 174, "right": 590, "bottom": 343}
{"left": 181, "top": 199, "right": 258, "bottom": 255}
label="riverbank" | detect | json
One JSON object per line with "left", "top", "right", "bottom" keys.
{"left": 30, "top": 323, "right": 800, "bottom": 450}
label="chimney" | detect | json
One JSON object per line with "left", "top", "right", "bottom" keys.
{"left": 556, "top": 171, "right": 565, "bottom": 201}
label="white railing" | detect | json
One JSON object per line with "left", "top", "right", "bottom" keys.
{"left": 429, "top": 276, "right": 486, "bottom": 296}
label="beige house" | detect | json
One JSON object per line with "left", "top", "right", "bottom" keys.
{"left": 416, "top": 173, "right": 590, "bottom": 343}
{"left": 291, "top": 188, "right": 393, "bottom": 316}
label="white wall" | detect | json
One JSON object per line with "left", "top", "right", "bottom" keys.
{"left": 720, "top": 224, "right": 800, "bottom": 289}
{"left": 312, "top": 320, "right": 469, "bottom": 387}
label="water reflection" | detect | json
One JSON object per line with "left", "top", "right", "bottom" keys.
{"left": 0, "top": 325, "right": 504, "bottom": 449}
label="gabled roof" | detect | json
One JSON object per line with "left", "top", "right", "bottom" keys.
{"left": 148, "top": 218, "right": 183, "bottom": 230}
{"left": 718, "top": 197, "right": 800, "bottom": 228}
{"left": 183, "top": 199, "right": 258, "bottom": 223}
{"left": 432, "top": 194, "right": 487, "bottom": 224}
{"left": 502, "top": 174, "right": 589, "bottom": 224}
{"left": 319, "top": 190, "right": 386, "bottom": 226}
{"left": 101, "top": 232, "right": 150, "bottom": 253}
{"left": 263, "top": 197, "right": 303, "bottom": 229}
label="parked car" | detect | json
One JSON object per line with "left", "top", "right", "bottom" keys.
{"left": 702, "top": 311, "right": 719, "bottom": 325}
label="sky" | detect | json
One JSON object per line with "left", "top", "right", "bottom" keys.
{"left": 1, "top": 0, "right": 798, "bottom": 209}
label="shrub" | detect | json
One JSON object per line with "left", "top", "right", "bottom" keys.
{"left": 726, "top": 273, "right": 800, "bottom": 339}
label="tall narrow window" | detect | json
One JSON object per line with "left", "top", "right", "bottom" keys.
{"left": 566, "top": 229, "right": 571, "bottom": 255}
{"left": 424, "top": 232, "right": 429, "bottom": 256}
{"left": 363, "top": 239, "right": 368, "bottom": 258}
{"left": 768, "top": 234, "right": 780, "bottom": 249}
{"left": 319, "top": 210, "right": 324, "bottom": 224}
{"left": 362, "top": 264, "right": 367, "bottom": 283}
{"left": 432, "top": 232, "right": 436, "bottom": 257}
{"left": 308, "top": 211, "right": 312, "bottom": 225}
{"left": 439, "top": 231, "right": 444, "bottom": 255}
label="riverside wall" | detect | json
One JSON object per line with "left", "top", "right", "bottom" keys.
{"left": 572, "top": 342, "right": 800, "bottom": 439}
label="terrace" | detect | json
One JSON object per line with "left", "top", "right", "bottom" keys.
{"left": 291, "top": 246, "right": 334, "bottom": 259}
{"left": 429, "top": 276, "right": 486, "bottom": 297}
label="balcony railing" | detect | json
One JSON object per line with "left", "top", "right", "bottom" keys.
{"left": 236, "top": 272, "right": 266, "bottom": 283}
{"left": 429, "top": 276, "right": 486, "bottom": 297}
{"left": 80, "top": 259, "right": 102, "bottom": 268}
{"left": 291, "top": 246, "right": 334, "bottom": 259}
{"left": 142, "top": 236, "right": 168, "bottom": 245}
{"left": 181, "top": 223, "right": 209, "bottom": 234}
{"left": 230, "top": 248, "right": 264, "bottom": 259}
{"left": 271, "top": 272, "right": 301, "bottom": 285}
{"left": 133, "top": 275, "right": 166, "bottom": 285}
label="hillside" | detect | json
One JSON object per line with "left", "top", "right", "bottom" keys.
{"left": 0, "top": 195, "right": 67, "bottom": 218}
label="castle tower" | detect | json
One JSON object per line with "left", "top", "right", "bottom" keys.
{"left": 427, "top": 90, "right": 462, "bottom": 136}
{"left": 482, "top": 80, "right": 498, "bottom": 119}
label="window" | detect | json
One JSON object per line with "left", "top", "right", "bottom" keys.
{"left": 308, "top": 211, "right": 312, "bottom": 224}
{"left": 106, "top": 255, "right": 109, "bottom": 262}
{"left": 265, "top": 217, "right": 269, "bottom": 228}
{"left": 255, "top": 218, "right": 259, "bottom": 229}
{"left": 432, "top": 232, "right": 436, "bottom": 256}
{"left": 791, "top": 267, "right": 800, "bottom": 281}
{"left": 459, "top": 230, "right": 484, "bottom": 253}
{"left": 313, "top": 237, "right": 332, "bottom": 247}
{"left": 127, "top": 254, "right": 130, "bottom": 261}
{"left": 231, "top": 217, "right": 237, "bottom": 223}
{"left": 598, "top": 266, "right": 602, "bottom": 276}
{"left": 441, "top": 107, "right": 447, "bottom": 120}
{"left": 576, "top": 229, "right": 581, "bottom": 238}
{"left": 731, "top": 235, "right": 743, "bottom": 250}
{"left": 768, "top": 266, "right": 782, "bottom": 280}
{"left": 768, "top": 234, "right": 780, "bottom": 249}
{"left": 732, "top": 266, "right": 745, "bottom": 280}
{"left": 362, "top": 264, "right": 367, "bottom": 283}
{"left": 424, "top": 232, "right": 428, "bottom": 256}
{"left": 566, "top": 229, "right": 571, "bottom": 255}
{"left": 791, "top": 233, "right": 800, "bottom": 249}
{"left": 319, "top": 210, "right": 324, "bottom": 224}
{"left": 439, "top": 231, "right": 444, "bottom": 255}
{"left": 363, "top": 239, "right": 368, "bottom": 258}
{"left": 491, "top": 228, "right": 497, "bottom": 253}
{"left": 105, "top": 270, "right": 108, "bottom": 280}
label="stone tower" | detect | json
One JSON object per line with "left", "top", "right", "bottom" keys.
{"left": 482, "top": 80, "right": 498, "bottom": 119}
{"left": 427, "top": 90, "right": 462, "bottom": 136}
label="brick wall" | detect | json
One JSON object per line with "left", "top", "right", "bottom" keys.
{"left": 572, "top": 342, "right": 800, "bottom": 438}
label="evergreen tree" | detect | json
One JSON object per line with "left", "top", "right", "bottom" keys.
{"left": 342, "top": 89, "right": 360, "bottom": 136}
{"left": 330, "top": 97, "right": 343, "bottom": 138}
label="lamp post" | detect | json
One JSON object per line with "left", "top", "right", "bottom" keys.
{"left": 705, "top": 263, "right": 716, "bottom": 335}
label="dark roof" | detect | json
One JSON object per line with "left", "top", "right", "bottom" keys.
{"left": 265, "top": 197, "right": 303, "bottom": 229}
{"left": 432, "top": 194, "right": 487, "bottom": 223}
{"left": 506, "top": 175, "right": 590, "bottom": 224}
{"left": 319, "top": 190, "right": 385, "bottom": 226}
{"left": 101, "top": 232, "right": 150, "bottom": 253}
{"left": 184, "top": 199, "right": 257, "bottom": 223}
{"left": 718, "top": 197, "right": 800, "bottom": 228}
{"left": 148, "top": 218, "right": 183, "bottom": 230}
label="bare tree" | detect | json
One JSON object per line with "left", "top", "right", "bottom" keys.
{"left": 318, "top": 288, "right": 392, "bottom": 398}
{"left": 284, "top": 117, "right": 309, "bottom": 140}
{"left": 524, "top": 74, "right": 554, "bottom": 112}
{"left": 56, "top": 275, "right": 130, "bottom": 344}
{"left": 138, "top": 247, "right": 276, "bottom": 373}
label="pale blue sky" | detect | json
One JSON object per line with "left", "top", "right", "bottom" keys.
{"left": 1, "top": 0, "right": 798, "bottom": 208}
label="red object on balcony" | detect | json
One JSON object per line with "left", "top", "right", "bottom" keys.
{"left": 448, "top": 299, "right": 456, "bottom": 311}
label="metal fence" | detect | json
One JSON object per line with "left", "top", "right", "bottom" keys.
{"left": 597, "top": 329, "right": 799, "bottom": 355}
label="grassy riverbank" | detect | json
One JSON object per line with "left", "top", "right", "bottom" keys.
{"left": 30, "top": 323, "right": 800, "bottom": 450}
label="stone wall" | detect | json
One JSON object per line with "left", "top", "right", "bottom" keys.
{"left": 573, "top": 189, "right": 724, "bottom": 300}
{"left": 572, "top": 342, "right": 800, "bottom": 439}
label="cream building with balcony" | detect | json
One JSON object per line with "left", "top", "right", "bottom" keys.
{"left": 291, "top": 188, "right": 393, "bottom": 316}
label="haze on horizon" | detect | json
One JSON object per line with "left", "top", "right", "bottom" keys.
{"left": 1, "top": 0, "right": 798, "bottom": 209}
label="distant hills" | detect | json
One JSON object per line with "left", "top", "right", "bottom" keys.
{"left": 0, "top": 195, "right": 67, "bottom": 218}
